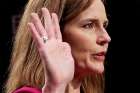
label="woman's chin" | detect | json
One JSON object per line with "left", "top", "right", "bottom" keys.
{"left": 88, "top": 61, "right": 105, "bottom": 74}
{"left": 75, "top": 60, "right": 105, "bottom": 75}
{"left": 95, "top": 64, "right": 104, "bottom": 74}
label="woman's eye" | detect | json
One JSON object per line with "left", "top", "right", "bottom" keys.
{"left": 82, "top": 23, "right": 95, "bottom": 29}
{"left": 103, "top": 21, "right": 109, "bottom": 29}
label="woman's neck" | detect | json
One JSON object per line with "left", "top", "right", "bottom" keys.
{"left": 67, "top": 68, "right": 90, "bottom": 93}
{"left": 67, "top": 76, "right": 82, "bottom": 93}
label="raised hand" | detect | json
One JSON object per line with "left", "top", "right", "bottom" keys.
{"left": 28, "top": 8, "right": 74, "bottom": 93}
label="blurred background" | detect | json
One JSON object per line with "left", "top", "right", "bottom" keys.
{"left": 0, "top": 0, "right": 28, "bottom": 92}
{"left": 0, "top": 0, "right": 138, "bottom": 93}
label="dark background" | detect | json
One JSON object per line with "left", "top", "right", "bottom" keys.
{"left": 0, "top": 0, "right": 138, "bottom": 93}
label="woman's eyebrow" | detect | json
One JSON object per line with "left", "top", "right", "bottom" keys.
{"left": 80, "top": 17, "right": 108, "bottom": 24}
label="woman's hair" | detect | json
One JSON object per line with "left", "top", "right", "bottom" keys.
{"left": 5, "top": 0, "right": 105, "bottom": 93}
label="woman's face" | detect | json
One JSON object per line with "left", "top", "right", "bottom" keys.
{"left": 63, "top": 0, "right": 111, "bottom": 74}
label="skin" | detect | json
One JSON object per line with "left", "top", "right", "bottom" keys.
{"left": 64, "top": 0, "right": 111, "bottom": 77}
{"left": 28, "top": 0, "right": 111, "bottom": 93}
{"left": 63, "top": 0, "right": 111, "bottom": 92}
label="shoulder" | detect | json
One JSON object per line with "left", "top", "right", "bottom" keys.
{"left": 13, "top": 86, "right": 42, "bottom": 93}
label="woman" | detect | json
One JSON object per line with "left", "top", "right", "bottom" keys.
{"left": 5, "top": 0, "right": 111, "bottom": 93}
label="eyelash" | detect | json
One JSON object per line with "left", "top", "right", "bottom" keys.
{"left": 82, "top": 21, "right": 108, "bottom": 30}
{"left": 82, "top": 22, "right": 95, "bottom": 29}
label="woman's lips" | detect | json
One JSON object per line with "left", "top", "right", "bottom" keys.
{"left": 92, "top": 52, "right": 106, "bottom": 61}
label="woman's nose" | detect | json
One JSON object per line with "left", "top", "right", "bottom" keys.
{"left": 96, "top": 28, "right": 111, "bottom": 46}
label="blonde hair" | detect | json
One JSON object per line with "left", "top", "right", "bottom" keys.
{"left": 5, "top": 0, "right": 105, "bottom": 93}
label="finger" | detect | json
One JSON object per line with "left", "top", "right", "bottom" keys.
{"left": 31, "top": 13, "right": 47, "bottom": 37}
{"left": 42, "top": 9, "right": 48, "bottom": 32}
{"left": 28, "top": 22, "right": 43, "bottom": 47}
{"left": 42, "top": 8, "right": 55, "bottom": 39}
{"left": 52, "top": 13, "right": 62, "bottom": 41}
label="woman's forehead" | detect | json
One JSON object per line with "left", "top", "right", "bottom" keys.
{"left": 74, "top": 0, "right": 107, "bottom": 22}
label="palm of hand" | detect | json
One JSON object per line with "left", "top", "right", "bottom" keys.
{"left": 28, "top": 8, "right": 75, "bottom": 87}
{"left": 39, "top": 39, "right": 74, "bottom": 85}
